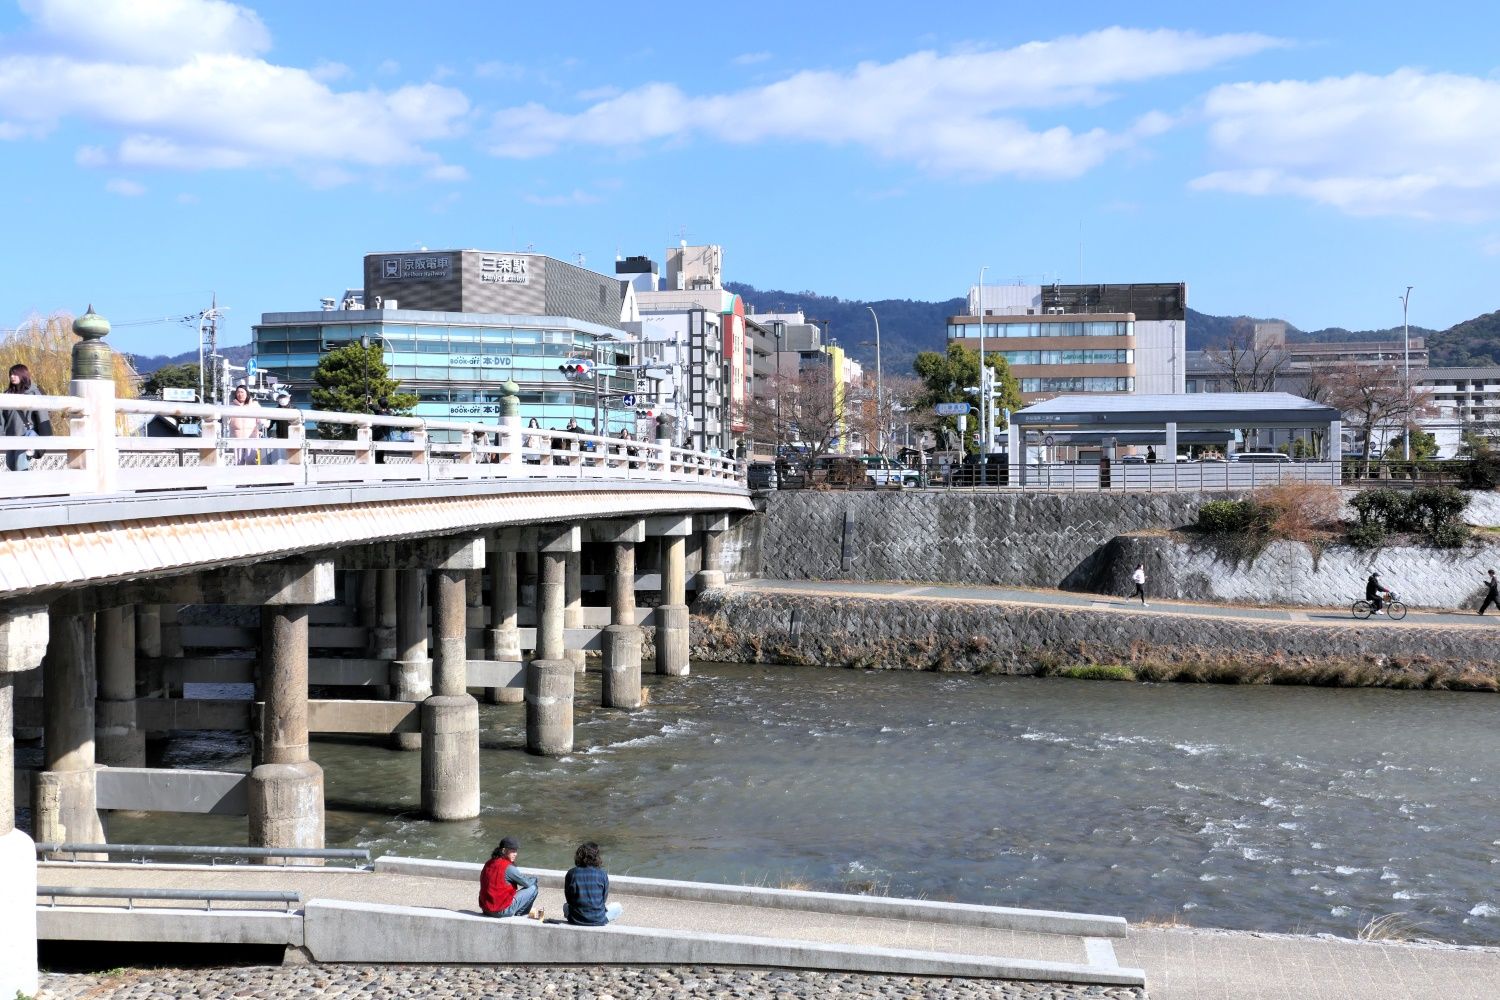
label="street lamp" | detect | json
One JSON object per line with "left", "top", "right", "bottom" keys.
{"left": 867, "top": 305, "right": 883, "bottom": 458}
{"left": 1400, "top": 286, "right": 1414, "bottom": 460}
{"left": 977, "top": 265, "right": 989, "bottom": 455}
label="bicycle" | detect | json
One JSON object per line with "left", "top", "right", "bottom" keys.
{"left": 1351, "top": 592, "right": 1407, "bottom": 621}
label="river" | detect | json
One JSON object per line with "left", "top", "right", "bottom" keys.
{"left": 104, "top": 664, "right": 1500, "bottom": 945}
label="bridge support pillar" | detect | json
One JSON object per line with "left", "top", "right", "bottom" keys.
{"left": 372, "top": 569, "right": 397, "bottom": 686}
{"left": 564, "top": 551, "right": 586, "bottom": 673}
{"left": 390, "top": 568, "right": 431, "bottom": 751}
{"left": 249, "top": 603, "right": 324, "bottom": 856}
{"left": 527, "top": 526, "right": 576, "bottom": 755}
{"left": 695, "top": 514, "right": 730, "bottom": 592}
{"left": 485, "top": 530, "right": 523, "bottom": 704}
{"left": 592, "top": 519, "right": 646, "bottom": 709}
{"left": 1, "top": 606, "right": 47, "bottom": 1000}
{"left": 656, "top": 520, "right": 692, "bottom": 677}
{"left": 422, "top": 568, "right": 480, "bottom": 821}
{"left": 95, "top": 605, "right": 144, "bottom": 768}
{"left": 35, "top": 610, "right": 107, "bottom": 848}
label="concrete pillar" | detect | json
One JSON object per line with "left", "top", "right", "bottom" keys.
{"left": 657, "top": 534, "right": 690, "bottom": 676}
{"left": 519, "top": 551, "right": 538, "bottom": 612}
{"left": 1, "top": 607, "right": 46, "bottom": 1000}
{"left": 603, "top": 540, "right": 643, "bottom": 709}
{"left": 35, "top": 611, "right": 106, "bottom": 847}
{"left": 528, "top": 526, "right": 576, "bottom": 755}
{"left": 697, "top": 530, "right": 726, "bottom": 591}
{"left": 563, "top": 551, "right": 586, "bottom": 672}
{"left": 485, "top": 541, "right": 522, "bottom": 705}
{"left": 423, "top": 568, "right": 480, "bottom": 821}
{"left": 249, "top": 605, "right": 324, "bottom": 855}
{"left": 1009, "top": 422, "right": 1023, "bottom": 487}
{"left": 373, "top": 568, "right": 398, "bottom": 662}
{"left": 390, "top": 568, "right": 431, "bottom": 751}
{"left": 95, "top": 605, "right": 144, "bottom": 768}
{"left": 158, "top": 602, "right": 183, "bottom": 699}
{"left": 1164, "top": 422, "right": 1179, "bottom": 465}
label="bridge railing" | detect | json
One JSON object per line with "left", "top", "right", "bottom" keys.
{"left": 0, "top": 393, "right": 744, "bottom": 500}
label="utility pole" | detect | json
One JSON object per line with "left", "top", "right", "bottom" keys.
{"left": 867, "top": 305, "right": 883, "bottom": 457}
{"left": 194, "top": 295, "right": 228, "bottom": 405}
{"left": 977, "top": 266, "right": 989, "bottom": 455}
{"left": 1401, "top": 286, "right": 1414, "bottom": 461}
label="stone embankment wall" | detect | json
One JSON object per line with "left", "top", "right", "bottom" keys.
{"left": 692, "top": 588, "right": 1500, "bottom": 687}
{"left": 1091, "top": 534, "right": 1500, "bottom": 610}
{"left": 744, "top": 492, "right": 1222, "bottom": 589}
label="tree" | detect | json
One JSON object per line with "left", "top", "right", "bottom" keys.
{"left": 745, "top": 365, "right": 842, "bottom": 477}
{"left": 1383, "top": 429, "right": 1438, "bottom": 461}
{"left": 0, "top": 311, "right": 138, "bottom": 398}
{"left": 310, "top": 342, "right": 417, "bottom": 439}
{"left": 141, "top": 362, "right": 200, "bottom": 398}
{"left": 1203, "top": 319, "right": 1290, "bottom": 392}
{"left": 913, "top": 342, "right": 1022, "bottom": 454}
{"left": 847, "top": 372, "right": 922, "bottom": 458}
{"left": 1325, "top": 361, "right": 1433, "bottom": 474}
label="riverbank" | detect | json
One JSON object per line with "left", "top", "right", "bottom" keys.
{"left": 34, "top": 924, "right": 1500, "bottom": 1000}
{"left": 692, "top": 581, "right": 1500, "bottom": 689}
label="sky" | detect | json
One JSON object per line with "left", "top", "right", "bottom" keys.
{"left": 2, "top": 0, "right": 1499, "bottom": 355}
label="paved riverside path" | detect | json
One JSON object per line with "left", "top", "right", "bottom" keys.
{"left": 36, "top": 863, "right": 1500, "bottom": 998}
{"left": 734, "top": 578, "right": 1500, "bottom": 628}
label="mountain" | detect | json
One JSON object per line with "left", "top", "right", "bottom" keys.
{"left": 129, "top": 343, "right": 253, "bottom": 373}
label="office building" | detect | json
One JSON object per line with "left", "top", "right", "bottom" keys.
{"left": 253, "top": 250, "right": 642, "bottom": 438}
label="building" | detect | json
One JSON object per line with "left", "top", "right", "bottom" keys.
{"left": 947, "top": 282, "right": 1187, "bottom": 402}
{"left": 744, "top": 309, "right": 865, "bottom": 455}
{"left": 253, "top": 250, "right": 642, "bottom": 439}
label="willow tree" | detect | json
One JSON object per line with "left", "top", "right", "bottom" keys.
{"left": 0, "top": 311, "right": 139, "bottom": 397}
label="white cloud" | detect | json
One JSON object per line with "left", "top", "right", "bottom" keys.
{"left": 425, "top": 163, "right": 469, "bottom": 182}
{"left": 575, "top": 85, "right": 621, "bottom": 102}
{"left": 487, "top": 28, "right": 1280, "bottom": 179}
{"left": 376, "top": 59, "right": 400, "bottom": 76}
{"left": 475, "top": 60, "right": 525, "bottom": 81}
{"left": 21, "top": 0, "right": 270, "bottom": 65}
{"left": 732, "top": 52, "right": 772, "bottom": 66}
{"left": 309, "top": 60, "right": 350, "bottom": 83}
{"left": 1482, "top": 235, "right": 1500, "bottom": 256}
{"left": 105, "top": 177, "right": 145, "bottom": 196}
{"left": 0, "top": 0, "right": 469, "bottom": 181}
{"left": 176, "top": 192, "right": 199, "bottom": 204}
{"left": 524, "top": 189, "right": 602, "bottom": 207}
{"left": 1193, "top": 69, "right": 1500, "bottom": 219}
{"left": 0, "top": 122, "right": 24, "bottom": 139}
{"left": 74, "top": 144, "right": 108, "bottom": 166}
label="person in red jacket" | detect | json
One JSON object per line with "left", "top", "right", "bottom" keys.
{"left": 478, "top": 836, "right": 541, "bottom": 918}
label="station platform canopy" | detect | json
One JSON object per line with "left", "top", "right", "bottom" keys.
{"left": 1011, "top": 392, "right": 1341, "bottom": 431}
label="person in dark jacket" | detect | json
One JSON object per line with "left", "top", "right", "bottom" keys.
{"left": 3, "top": 363, "right": 52, "bottom": 471}
{"left": 1366, "top": 572, "right": 1390, "bottom": 615}
{"left": 478, "top": 836, "right": 541, "bottom": 919}
{"left": 563, "top": 841, "right": 622, "bottom": 925}
{"left": 1479, "top": 570, "right": 1499, "bottom": 616}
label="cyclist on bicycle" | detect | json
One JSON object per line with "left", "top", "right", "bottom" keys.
{"left": 1366, "top": 572, "right": 1392, "bottom": 615}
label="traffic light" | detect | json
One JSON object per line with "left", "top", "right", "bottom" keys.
{"left": 558, "top": 359, "right": 594, "bottom": 380}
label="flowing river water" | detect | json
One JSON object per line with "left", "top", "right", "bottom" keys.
{"left": 102, "top": 664, "right": 1500, "bottom": 945}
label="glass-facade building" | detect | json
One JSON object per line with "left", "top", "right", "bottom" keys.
{"left": 252, "top": 310, "right": 640, "bottom": 437}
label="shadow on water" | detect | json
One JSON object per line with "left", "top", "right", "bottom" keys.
{"left": 107, "top": 663, "right": 1500, "bottom": 946}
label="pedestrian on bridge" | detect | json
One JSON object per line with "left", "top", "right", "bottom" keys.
{"left": 3, "top": 363, "right": 51, "bottom": 472}
{"left": 479, "top": 836, "right": 542, "bottom": 919}
{"left": 226, "top": 384, "right": 261, "bottom": 466}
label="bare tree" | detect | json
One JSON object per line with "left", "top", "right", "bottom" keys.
{"left": 846, "top": 372, "right": 924, "bottom": 458}
{"left": 745, "top": 365, "right": 843, "bottom": 477}
{"left": 1204, "top": 319, "right": 1290, "bottom": 392}
{"left": 1325, "top": 361, "right": 1434, "bottom": 473}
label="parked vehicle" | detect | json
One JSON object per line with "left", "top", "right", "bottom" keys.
{"left": 861, "top": 455, "right": 919, "bottom": 487}
{"left": 1231, "top": 452, "right": 1291, "bottom": 464}
{"left": 747, "top": 462, "right": 778, "bottom": 490}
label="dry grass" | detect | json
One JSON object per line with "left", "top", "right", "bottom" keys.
{"left": 1254, "top": 482, "right": 1343, "bottom": 543}
{"left": 1356, "top": 912, "right": 1430, "bottom": 942}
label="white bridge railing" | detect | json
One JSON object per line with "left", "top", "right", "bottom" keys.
{"left": 0, "top": 393, "right": 744, "bottom": 501}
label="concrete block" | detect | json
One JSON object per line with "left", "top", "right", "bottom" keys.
{"left": 646, "top": 514, "right": 694, "bottom": 536}
{"left": 37, "top": 906, "right": 301, "bottom": 946}
{"left": 466, "top": 658, "right": 524, "bottom": 689}
{"left": 308, "top": 699, "right": 419, "bottom": 735}
{"left": 0, "top": 607, "right": 47, "bottom": 673}
{"left": 337, "top": 536, "right": 487, "bottom": 571}
{"left": 96, "top": 766, "right": 248, "bottom": 815}
{"left": 537, "top": 525, "right": 582, "bottom": 554}
{"left": 248, "top": 759, "right": 324, "bottom": 855}
{"left": 32, "top": 767, "right": 105, "bottom": 846}
{"left": 169, "top": 560, "right": 335, "bottom": 607}
{"left": 588, "top": 519, "right": 647, "bottom": 544}
{"left": 0, "top": 829, "right": 37, "bottom": 999}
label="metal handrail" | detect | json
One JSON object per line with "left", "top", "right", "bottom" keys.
{"left": 36, "top": 842, "right": 370, "bottom": 866}
{"left": 37, "top": 885, "right": 301, "bottom": 911}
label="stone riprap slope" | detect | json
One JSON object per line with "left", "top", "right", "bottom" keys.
{"left": 1093, "top": 534, "right": 1500, "bottom": 610}
{"left": 693, "top": 587, "right": 1500, "bottom": 686}
{"left": 37, "top": 965, "right": 1144, "bottom": 1000}
{"left": 753, "top": 491, "right": 1220, "bottom": 589}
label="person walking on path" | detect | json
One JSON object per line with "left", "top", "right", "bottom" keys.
{"left": 1480, "top": 570, "right": 1500, "bottom": 615}
{"left": 564, "top": 841, "right": 622, "bottom": 926}
{"left": 3, "top": 363, "right": 52, "bottom": 472}
{"left": 1131, "top": 564, "right": 1148, "bottom": 606}
{"left": 478, "top": 836, "right": 541, "bottom": 919}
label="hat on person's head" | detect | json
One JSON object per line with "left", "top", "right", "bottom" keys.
{"left": 276, "top": 392, "right": 291, "bottom": 404}
{"left": 499, "top": 836, "right": 519, "bottom": 852}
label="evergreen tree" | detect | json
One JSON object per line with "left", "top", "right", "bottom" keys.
{"left": 141, "top": 362, "right": 200, "bottom": 397}
{"left": 912, "top": 342, "right": 1022, "bottom": 453}
{"left": 310, "top": 342, "right": 417, "bottom": 439}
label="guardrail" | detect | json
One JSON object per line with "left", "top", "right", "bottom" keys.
{"left": 0, "top": 391, "right": 744, "bottom": 500}
{"left": 770, "top": 461, "right": 1344, "bottom": 493}
{"left": 36, "top": 842, "right": 371, "bottom": 867}
{"left": 37, "top": 885, "right": 301, "bottom": 911}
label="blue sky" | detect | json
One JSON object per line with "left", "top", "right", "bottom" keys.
{"left": 2, "top": 0, "right": 1498, "bottom": 355}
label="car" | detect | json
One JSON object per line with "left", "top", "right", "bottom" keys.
{"left": 1231, "top": 452, "right": 1291, "bottom": 464}
{"left": 860, "top": 455, "right": 920, "bottom": 487}
{"left": 1120, "top": 455, "right": 1147, "bottom": 465}
{"left": 747, "top": 462, "right": 778, "bottom": 490}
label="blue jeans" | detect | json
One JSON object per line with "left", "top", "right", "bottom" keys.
{"left": 494, "top": 883, "right": 538, "bottom": 917}
{"left": 563, "top": 902, "right": 622, "bottom": 924}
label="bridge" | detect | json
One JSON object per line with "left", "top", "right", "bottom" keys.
{"left": 0, "top": 310, "right": 752, "bottom": 996}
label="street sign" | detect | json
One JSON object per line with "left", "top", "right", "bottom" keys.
{"left": 161, "top": 387, "right": 196, "bottom": 402}
{"left": 934, "top": 402, "right": 972, "bottom": 416}
{"left": 246, "top": 359, "right": 258, "bottom": 376}
{"left": 622, "top": 393, "right": 636, "bottom": 408}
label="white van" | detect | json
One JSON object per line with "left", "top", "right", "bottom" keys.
{"left": 1230, "top": 452, "right": 1291, "bottom": 464}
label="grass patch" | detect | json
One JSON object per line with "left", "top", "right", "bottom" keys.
{"left": 1057, "top": 664, "right": 1137, "bottom": 682}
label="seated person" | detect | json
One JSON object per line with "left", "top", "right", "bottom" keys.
{"left": 1366, "top": 572, "right": 1391, "bottom": 614}
{"left": 563, "top": 841, "right": 622, "bottom": 925}
{"left": 478, "top": 836, "right": 540, "bottom": 918}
